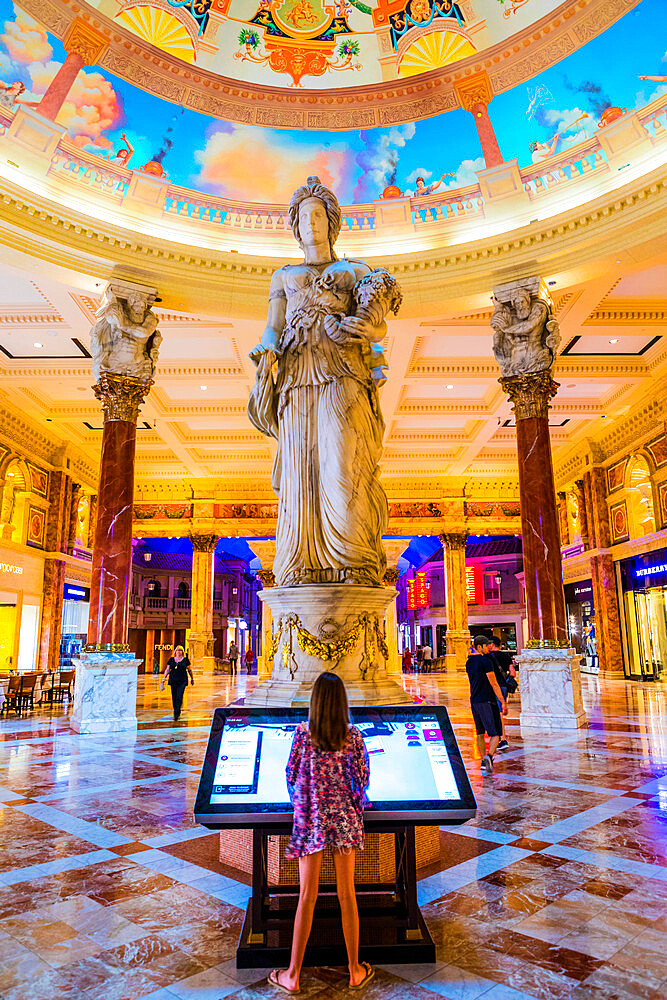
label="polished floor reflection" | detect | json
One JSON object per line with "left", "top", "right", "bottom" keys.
{"left": 0, "top": 671, "right": 665, "bottom": 1000}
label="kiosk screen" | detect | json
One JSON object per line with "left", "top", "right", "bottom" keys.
{"left": 195, "top": 706, "right": 476, "bottom": 825}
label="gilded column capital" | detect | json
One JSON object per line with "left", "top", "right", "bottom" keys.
{"left": 190, "top": 533, "right": 219, "bottom": 553}
{"left": 383, "top": 566, "right": 401, "bottom": 586}
{"left": 500, "top": 371, "right": 559, "bottom": 421}
{"left": 440, "top": 532, "right": 468, "bottom": 550}
{"left": 93, "top": 373, "right": 153, "bottom": 423}
{"left": 63, "top": 17, "right": 109, "bottom": 65}
{"left": 258, "top": 569, "right": 276, "bottom": 588}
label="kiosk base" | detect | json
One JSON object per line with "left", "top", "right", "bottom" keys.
{"left": 236, "top": 825, "right": 435, "bottom": 969}
{"left": 237, "top": 893, "right": 435, "bottom": 968}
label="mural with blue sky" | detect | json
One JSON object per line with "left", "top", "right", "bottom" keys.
{"left": 0, "top": 0, "right": 664, "bottom": 204}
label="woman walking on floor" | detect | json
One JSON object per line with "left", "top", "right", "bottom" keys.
{"left": 270, "top": 672, "right": 373, "bottom": 995}
{"left": 159, "top": 645, "right": 194, "bottom": 721}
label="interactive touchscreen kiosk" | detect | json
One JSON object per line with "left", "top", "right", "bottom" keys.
{"left": 195, "top": 705, "right": 476, "bottom": 826}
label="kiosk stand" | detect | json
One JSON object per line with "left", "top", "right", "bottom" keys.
{"left": 194, "top": 706, "right": 476, "bottom": 968}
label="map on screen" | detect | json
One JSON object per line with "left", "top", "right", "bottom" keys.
{"left": 194, "top": 706, "right": 476, "bottom": 823}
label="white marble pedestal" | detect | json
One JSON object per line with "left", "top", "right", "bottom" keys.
{"left": 70, "top": 652, "right": 141, "bottom": 734}
{"left": 245, "top": 585, "right": 412, "bottom": 706}
{"left": 516, "top": 646, "right": 588, "bottom": 732}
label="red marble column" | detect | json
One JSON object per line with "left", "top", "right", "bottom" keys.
{"left": 37, "top": 51, "right": 84, "bottom": 121}
{"left": 87, "top": 374, "right": 151, "bottom": 650}
{"left": 504, "top": 373, "right": 568, "bottom": 646}
{"left": 39, "top": 558, "right": 66, "bottom": 672}
{"left": 469, "top": 101, "right": 504, "bottom": 169}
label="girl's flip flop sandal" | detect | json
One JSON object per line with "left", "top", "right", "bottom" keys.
{"left": 269, "top": 969, "right": 301, "bottom": 995}
{"left": 350, "top": 963, "right": 375, "bottom": 990}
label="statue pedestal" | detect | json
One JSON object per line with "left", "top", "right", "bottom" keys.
{"left": 516, "top": 647, "right": 588, "bottom": 732}
{"left": 70, "top": 652, "right": 141, "bottom": 734}
{"left": 245, "top": 585, "right": 412, "bottom": 707}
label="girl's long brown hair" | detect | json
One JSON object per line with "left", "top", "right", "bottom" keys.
{"left": 309, "top": 671, "right": 350, "bottom": 751}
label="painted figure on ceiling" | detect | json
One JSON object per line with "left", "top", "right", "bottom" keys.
{"left": 0, "top": 80, "right": 37, "bottom": 110}
{"left": 108, "top": 133, "right": 135, "bottom": 168}
{"left": 413, "top": 173, "right": 455, "bottom": 196}
{"left": 247, "top": 176, "right": 401, "bottom": 588}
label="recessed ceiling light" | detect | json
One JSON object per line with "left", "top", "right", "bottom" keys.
{"left": 609, "top": 338, "right": 619, "bottom": 344}
{"left": 200, "top": 385, "right": 208, "bottom": 390}
{"left": 33, "top": 342, "right": 43, "bottom": 348}
{"left": 446, "top": 384, "right": 454, "bottom": 390}
{"left": 567, "top": 384, "right": 576, "bottom": 389}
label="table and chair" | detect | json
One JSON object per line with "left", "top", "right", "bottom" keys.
{"left": 0, "top": 669, "right": 75, "bottom": 716}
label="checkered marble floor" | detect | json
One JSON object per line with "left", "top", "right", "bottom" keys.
{"left": 0, "top": 671, "right": 665, "bottom": 1000}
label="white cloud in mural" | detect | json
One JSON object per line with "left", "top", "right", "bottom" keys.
{"left": 194, "top": 126, "right": 355, "bottom": 202}
{"left": 444, "top": 157, "right": 485, "bottom": 188}
{"left": 0, "top": 7, "right": 51, "bottom": 65}
{"left": 405, "top": 167, "right": 432, "bottom": 185}
{"left": 353, "top": 123, "right": 416, "bottom": 201}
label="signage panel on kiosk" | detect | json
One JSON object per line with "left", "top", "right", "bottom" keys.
{"left": 195, "top": 705, "right": 476, "bottom": 826}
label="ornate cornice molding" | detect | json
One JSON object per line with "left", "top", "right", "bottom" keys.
{"left": 19, "top": 0, "right": 636, "bottom": 130}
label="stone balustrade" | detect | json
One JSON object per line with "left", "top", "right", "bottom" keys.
{"left": 1, "top": 92, "right": 665, "bottom": 255}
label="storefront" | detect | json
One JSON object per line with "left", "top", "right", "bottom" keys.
{"left": 564, "top": 579, "right": 598, "bottom": 674}
{"left": 619, "top": 549, "right": 667, "bottom": 681}
{"left": 0, "top": 547, "right": 44, "bottom": 673}
{"left": 59, "top": 583, "right": 90, "bottom": 669}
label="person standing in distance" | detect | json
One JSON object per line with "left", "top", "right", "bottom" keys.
{"left": 160, "top": 645, "right": 194, "bottom": 721}
{"left": 228, "top": 641, "right": 239, "bottom": 675}
{"left": 245, "top": 644, "right": 254, "bottom": 675}
{"left": 421, "top": 641, "right": 432, "bottom": 674}
{"left": 270, "top": 672, "right": 373, "bottom": 994}
{"left": 466, "top": 636, "right": 507, "bottom": 774}
{"left": 488, "top": 636, "right": 512, "bottom": 752}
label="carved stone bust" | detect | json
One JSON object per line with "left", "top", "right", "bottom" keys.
{"left": 90, "top": 284, "right": 161, "bottom": 382}
{"left": 491, "top": 278, "right": 560, "bottom": 379}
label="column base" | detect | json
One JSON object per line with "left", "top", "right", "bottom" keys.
{"left": 245, "top": 585, "right": 412, "bottom": 707}
{"left": 188, "top": 634, "right": 216, "bottom": 674}
{"left": 516, "top": 647, "right": 588, "bottom": 732}
{"left": 70, "top": 652, "right": 141, "bottom": 734}
{"left": 445, "top": 631, "right": 471, "bottom": 672}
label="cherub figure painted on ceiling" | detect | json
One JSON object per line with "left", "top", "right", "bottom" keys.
{"left": 90, "top": 285, "right": 162, "bottom": 382}
{"left": 247, "top": 176, "right": 401, "bottom": 588}
{"left": 491, "top": 280, "right": 560, "bottom": 378}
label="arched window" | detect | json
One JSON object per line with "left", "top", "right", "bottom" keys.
{"left": 626, "top": 455, "right": 656, "bottom": 539}
{"left": 177, "top": 581, "right": 189, "bottom": 598}
{"left": 147, "top": 578, "right": 161, "bottom": 597}
{"left": 0, "top": 459, "right": 28, "bottom": 539}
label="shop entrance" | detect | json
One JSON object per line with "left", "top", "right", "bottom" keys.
{"left": 0, "top": 603, "right": 17, "bottom": 671}
{"left": 624, "top": 588, "right": 666, "bottom": 681}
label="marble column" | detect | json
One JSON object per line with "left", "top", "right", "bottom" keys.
{"left": 71, "top": 283, "right": 159, "bottom": 734}
{"left": 557, "top": 492, "right": 569, "bottom": 548}
{"left": 582, "top": 466, "right": 623, "bottom": 677}
{"left": 67, "top": 482, "right": 82, "bottom": 556}
{"left": 37, "top": 467, "right": 73, "bottom": 673}
{"left": 37, "top": 19, "right": 108, "bottom": 122}
{"left": 493, "top": 277, "right": 586, "bottom": 730}
{"left": 188, "top": 534, "right": 218, "bottom": 673}
{"left": 455, "top": 72, "right": 504, "bottom": 168}
{"left": 251, "top": 539, "right": 277, "bottom": 678}
{"left": 441, "top": 533, "right": 470, "bottom": 671}
{"left": 382, "top": 539, "right": 407, "bottom": 676}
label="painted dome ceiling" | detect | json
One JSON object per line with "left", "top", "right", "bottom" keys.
{"left": 0, "top": 0, "right": 664, "bottom": 204}
{"left": 96, "top": 0, "right": 561, "bottom": 88}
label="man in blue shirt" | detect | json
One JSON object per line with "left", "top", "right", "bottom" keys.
{"left": 465, "top": 636, "right": 508, "bottom": 774}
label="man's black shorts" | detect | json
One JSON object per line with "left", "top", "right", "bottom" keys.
{"left": 470, "top": 700, "right": 502, "bottom": 738}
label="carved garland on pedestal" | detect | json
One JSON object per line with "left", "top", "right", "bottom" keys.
{"left": 93, "top": 373, "right": 153, "bottom": 422}
{"left": 268, "top": 612, "right": 389, "bottom": 676}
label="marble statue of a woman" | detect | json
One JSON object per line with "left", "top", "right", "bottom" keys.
{"left": 248, "top": 177, "right": 401, "bottom": 589}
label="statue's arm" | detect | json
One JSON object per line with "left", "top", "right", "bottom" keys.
{"left": 251, "top": 269, "right": 287, "bottom": 360}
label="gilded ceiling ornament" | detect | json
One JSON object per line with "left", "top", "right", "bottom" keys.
{"left": 93, "top": 373, "right": 153, "bottom": 423}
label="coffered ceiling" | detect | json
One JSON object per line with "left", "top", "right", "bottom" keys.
{"left": 1, "top": 252, "right": 665, "bottom": 494}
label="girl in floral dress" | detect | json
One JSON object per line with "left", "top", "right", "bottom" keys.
{"left": 269, "top": 672, "right": 373, "bottom": 995}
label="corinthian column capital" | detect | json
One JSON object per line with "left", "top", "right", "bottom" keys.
{"left": 440, "top": 532, "right": 468, "bottom": 550}
{"left": 190, "top": 533, "right": 218, "bottom": 553}
{"left": 500, "top": 371, "right": 559, "bottom": 421}
{"left": 93, "top": 373, "right": 153, "bottom": 423}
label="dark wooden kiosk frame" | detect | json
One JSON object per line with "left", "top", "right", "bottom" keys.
{"left": 194, "top": 706, "right": 476, "bottom": 968}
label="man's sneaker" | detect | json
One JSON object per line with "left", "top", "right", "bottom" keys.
{"left": 481, "top": 754, "right": 493, "bottom": 774}
{"left": 497, "top": 739, "right": 510, "bottom": 752}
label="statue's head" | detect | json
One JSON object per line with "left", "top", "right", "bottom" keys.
{"left": 126, "top": 292, "right": 148, "bottom": 324}
{"left": 512, "top": 288, "right": 532, "bottom": 320}
{"left": 528, "top": 140, "right": 539, "bottom": 153}
{"left": 289, "top": 176, "right": 341, "bottom": 259}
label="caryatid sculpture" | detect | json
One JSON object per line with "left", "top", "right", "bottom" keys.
{"left": 90, "top": 284, "right": 162, "bottom": 383}
{"left": 491, "top": 278, "right": 560, "bottom": 379}
{"left": 248, "top": 176, "right": 402, "bottom": 589}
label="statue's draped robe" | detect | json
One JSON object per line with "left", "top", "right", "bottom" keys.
{"left": 248, "top": 260, "right": 388, "bottom": 587}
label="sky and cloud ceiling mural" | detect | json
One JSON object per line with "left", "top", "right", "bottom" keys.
{"left": 0, "top": 0, "right": 665, "bottom": 204}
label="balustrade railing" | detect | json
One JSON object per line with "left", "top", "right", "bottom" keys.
{"left": 145, "top": 596, "right": 169, "bottom": 611}
{"left": 1, "top": 93, "right": 665, "bottom": 249}
{"left": 174, "top": 598, "right": 191, "bottom": 612}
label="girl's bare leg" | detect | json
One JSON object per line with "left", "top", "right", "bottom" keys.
{"left": 278, "top": 850, "right": 323, "bottom": 992}
{"left": 333, "top": 850, "right": 367, "bottom": 986}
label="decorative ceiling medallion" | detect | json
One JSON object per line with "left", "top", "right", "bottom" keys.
{"left": 273, "top": 0, "right": 334, "bottom": 39}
